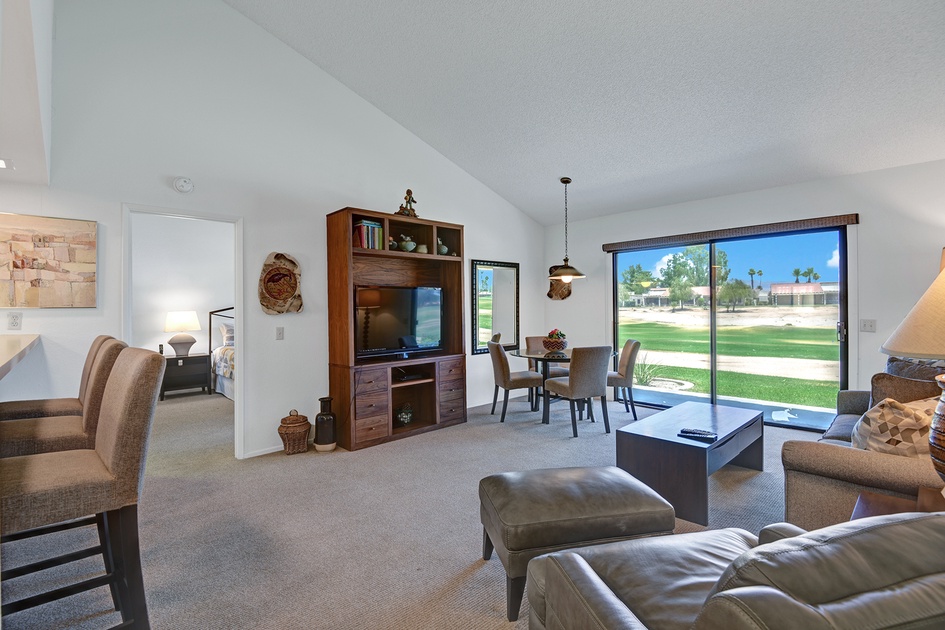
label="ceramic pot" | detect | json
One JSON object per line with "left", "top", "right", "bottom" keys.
{"left": 415, "top": 244, "right": 428, "bottom": 254}
{"left": 399, "top": 240, "right": 416, "bottom": 252}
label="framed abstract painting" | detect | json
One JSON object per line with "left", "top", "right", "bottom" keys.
{"left": 0, "top": 213, "right": 97, "bottom": 308}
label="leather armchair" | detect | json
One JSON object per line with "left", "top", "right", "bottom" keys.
{"left": 528, "top": 512, "right": 945, "bottom": 629}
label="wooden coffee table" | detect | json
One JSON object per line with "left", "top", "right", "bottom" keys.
{"left": 616, "top": 401, "right": 764, "bottom": 525}
{"left": 851, "top": 487, "right": 945, "bottom": 520}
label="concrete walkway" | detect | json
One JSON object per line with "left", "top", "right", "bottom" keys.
{"left": 640, "top": 350, "right": 839, "bottom": 381}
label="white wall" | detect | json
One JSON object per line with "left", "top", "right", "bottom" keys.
{"left": 552, "top": 159, "right": 945, "bottom": 390}
{"left": 129, "top": 211, "right": 235, "bottom": 354}
{"left": 0, "top": 0, "right": 545, "bottom": 457}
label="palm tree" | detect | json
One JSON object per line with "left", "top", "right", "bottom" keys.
{"left": 792, "top": 268, "right": 801, "bottom": 283}
{"left": 756, "top": 269, "right": 763, "bottom": 291}
{"left": 804, "top": 266, "right": 815, "bottom": 282}
{"left": 813, "top": 272, "right": 821, "bottom": 282}
{"left": 748, "top": 268, "right": 756, "bottom": 290}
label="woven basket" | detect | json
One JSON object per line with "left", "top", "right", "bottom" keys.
{"left": 278, "top": 409, "right": 311, "bottom": 455}
{"left": 542, "top": 338, "right": 568, "bottom": 352}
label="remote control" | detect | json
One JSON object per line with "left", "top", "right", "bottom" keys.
{"left": 678, "top": 427, "right": 717, "bottom": 441}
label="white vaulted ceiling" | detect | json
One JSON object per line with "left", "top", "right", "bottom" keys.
{"left": 221, "top": 0, "right": 945, "bottom": 224}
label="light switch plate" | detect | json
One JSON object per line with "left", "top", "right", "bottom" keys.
{"left": 859, "top": 319, "right": 877, "bottom": 333}
{"left": 276, "top": 326, "right": 284, "bottom": 340}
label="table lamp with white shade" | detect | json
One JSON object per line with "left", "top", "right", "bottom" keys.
{"left": 880, "top": 264, "right": 945, "bottom": 486}
{"left": 164, "top": 310, "right": 201, "bottom": 357}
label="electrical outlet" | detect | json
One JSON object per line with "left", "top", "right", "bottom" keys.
{"left": 859, "top": 319, "right": 877, "bottom": 333}
{"left": 276, "top": 326, "right": 284, "bottom": 340}
{"left": 7, "top": 312, "right": 22, "bottom": 330}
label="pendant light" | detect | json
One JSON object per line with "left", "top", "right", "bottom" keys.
{"left": 548, "top": 176, "right": 585, "bottom": 283}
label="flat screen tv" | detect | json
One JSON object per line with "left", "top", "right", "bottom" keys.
{"left": 355, "top": 286, "right": 443, "bottom": 358}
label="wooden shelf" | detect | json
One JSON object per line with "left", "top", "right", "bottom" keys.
{"left": 327, "top": 207, "right": 467, "bottom": 451}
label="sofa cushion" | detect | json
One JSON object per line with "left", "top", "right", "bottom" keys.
{"left": 702, "top": 513, "right": 945, "bottom": 629}
{"left": 869, "top": 372, "right": 941, "bottom": 407}
{"left": 851, "top": 396, "right": 936, "bottom": 457}
{"left": 533, "top": 528, "right": 756, "bottom": 630}
{"left": 885, "top": 356, "right": 945, "bottom": 380}
{"left": 821, "top": 414, "right": 859, "bottom": 442}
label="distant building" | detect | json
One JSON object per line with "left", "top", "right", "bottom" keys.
{"left": 768, "top": 282, "right": 828, "bottom": 305}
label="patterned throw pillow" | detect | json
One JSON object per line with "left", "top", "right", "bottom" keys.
{"left": 220, "top": 323, "right": 235, "bottom": 347}
{"left": 851, "top": 396, "right": 938, "bottom": 457}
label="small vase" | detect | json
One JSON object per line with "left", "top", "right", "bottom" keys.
{"left": 415, "top": 244, "right": 428, "bottom": 254}
{"left": 314, "top": 397, "right": 337, "bottom": 452}
{"left": 399, "top": 240, "right": 416, "bottom": 252}
{"left": 542, "top": 338, "right": 567, "bottom": 352}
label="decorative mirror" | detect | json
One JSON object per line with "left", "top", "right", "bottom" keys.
{"left": 471, "top": 259, "right": 520, "bottom": 355}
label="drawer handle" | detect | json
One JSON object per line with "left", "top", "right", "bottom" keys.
{"left": 368, "top": 404, "right": 375, "bottom": 408}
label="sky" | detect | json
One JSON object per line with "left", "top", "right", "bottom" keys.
{"left": 617, "top": 231, "right": 840, "bottom": 287}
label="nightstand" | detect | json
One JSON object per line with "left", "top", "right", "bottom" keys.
{"left": 160, "top": 354, "right": 211, "bottom": 401}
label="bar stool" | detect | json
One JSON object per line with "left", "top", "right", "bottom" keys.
{"left": 0, "top": 339, "right": 126, "bottom": 457}
{"left": 1, "top": 347, "right": 166, "bottom": 628}
{"left": 0, "top": 335, "right": 115, "bottom": 421}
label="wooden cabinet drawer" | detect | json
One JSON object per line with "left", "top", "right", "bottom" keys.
{"left": 439, "top": 403, "right": 465, "bottom": 423}
{"left": 356, "top": 368, "right": 388, "bottom": 394}
{"left": 355, "top": 413, "right": 389, "bottom": 442}
{"left": 439, "top": 384, "right": 465, "bottom": 405}
{"left": 355, "top": 389, "right": 388, "bottom": 419}
{"left": 438, "top": 357, "right": 464, "bottom": 379}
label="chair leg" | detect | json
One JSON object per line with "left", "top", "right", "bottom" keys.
{"left": 482, "top": 528, "right": 494, "bottom": 561}
{"left": 96, "top": 512, "right": 121, "bottom": 612}
{"left": 569, "top": 400, "right": 579, "bottom": 437}
{"left": 622, "top": 386, "right": 630, "bottom": 413}
{"left": 500, "top": 390, "right": 510, "bottom": 423}
{"left": 588, "top": 398, "right": 595, "bottom": 422}
{"left": 111, "top": 505, "right": 150, "bottom": 629}
{"left": 601, "top": 396, "right": 611, "bottom": 433}
{"left": 507, "top": 575, "right": 526, "bottom": 621}
{"left": 542, "top": 388, "right": 550, "bottom": 424}
{"left": 491, "top": 385, "right": 499, "bottom": 415}
{"left": 531, "top": 387, "right": 539, "bottom": 412}
{"left": 627, "top": 387, "right": 637, "bottom": 421}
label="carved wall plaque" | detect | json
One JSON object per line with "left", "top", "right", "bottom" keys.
{"left": 259, "top": 252, "right": 303, "bottom": 314}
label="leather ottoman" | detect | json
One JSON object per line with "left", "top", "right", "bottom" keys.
{"left": 478, "top": 466, "right": 675, "bottom": 621}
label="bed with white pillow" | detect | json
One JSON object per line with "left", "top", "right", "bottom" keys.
{"left": 209, "top": 307, "right": 235, "bottom": 400}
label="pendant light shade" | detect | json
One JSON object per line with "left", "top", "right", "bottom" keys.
{"left": 549, "top": 177, "right": 585, "bottom": 283}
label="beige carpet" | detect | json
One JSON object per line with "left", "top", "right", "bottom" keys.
{"left": 2, "top": 393, "right": 818, "bottom": 629}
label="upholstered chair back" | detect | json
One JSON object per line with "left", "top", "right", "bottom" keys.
{"left": 615, "top": 339, "right": 641, "bottom": 380}
{"left": 488, "top": 340, "right": 511, "bottom": 389}
{"left": 565, "top": 346, "right": 612, "bottom": 399}
{"left": 81, "top": 339, "right": 127, "bottom": 435}
{"left": 77, "top": 335, "right": 115, "bottom": 404}
{"left": 95, "top": 348, "right": 166, "bottom": 505}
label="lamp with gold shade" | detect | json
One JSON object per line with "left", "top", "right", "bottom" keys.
{"left": 880, "top": 266, "right": 945, "bottom": 486}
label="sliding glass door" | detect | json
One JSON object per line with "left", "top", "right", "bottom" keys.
{"left": 614, "top": 229, "right": 846, "bottom": 430}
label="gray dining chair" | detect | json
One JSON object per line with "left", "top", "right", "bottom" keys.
{"left": 488, "top": 339, "right": 542, "bottom": 422}
{"left": 607, "top": 339, "right": 641, "bottom": 420}
{"left": 543, "top": 346, "right": 612, "bottom": 437}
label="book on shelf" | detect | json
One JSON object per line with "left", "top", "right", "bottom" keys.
{"left": 353, "top": 219, "right": 384, "bottom": 249}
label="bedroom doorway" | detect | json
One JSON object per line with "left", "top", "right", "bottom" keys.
{"left": 122, "top": 205, "right": 243, "bottom": 457}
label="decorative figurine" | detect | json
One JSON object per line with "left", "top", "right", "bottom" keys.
{"left": 396, "top": 188, "right": 418, "bottom": 217}
{"left": 388, "top": 236, "right": 397, "bottom": 249}
{"left": 398, "top": 234, "right": 416, "bottom": 252}
{"left": 437, "top": 237, "right": 448, "bottom": 255}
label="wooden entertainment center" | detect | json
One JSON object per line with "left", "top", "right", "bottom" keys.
{"left": 326, "top": 207, "right": 466, "bottom": 451}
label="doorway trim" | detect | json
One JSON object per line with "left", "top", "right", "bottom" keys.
{"left": 121, "top": 203, "right": 246, "bottom": 459}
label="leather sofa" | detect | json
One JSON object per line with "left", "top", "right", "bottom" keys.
{"left": 527, "top": 512, "right": 945, "bottom": 629}
{"left": 782, "top": 362, "right": 944, "bottom": 530}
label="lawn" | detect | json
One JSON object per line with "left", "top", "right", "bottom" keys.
{"left": 641, "top": 365, "right": 837, "bottom": 408}
{"left": 619, "top": 321, "right": 838, "bottom": 361}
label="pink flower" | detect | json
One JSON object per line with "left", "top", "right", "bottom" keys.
{"left": 547, "top": 329, "right": 566, "bottom": 339}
